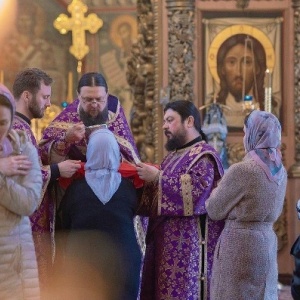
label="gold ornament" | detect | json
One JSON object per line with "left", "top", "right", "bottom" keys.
{"left": 54, "top": 0, "right": 103, "bottom": 73}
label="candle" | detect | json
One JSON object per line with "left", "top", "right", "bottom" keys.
{"left": 0, "top": 70, "right": 4, "bottom": 84}
{"left": 213, "top": 135, "right": 217, "bottom": 151}
{"left": 213, "top": 93, "right": 217, "bottom": 104}
{"left": 264, "top": 69, "right": 272, "bottom": 113}
{"left": 66, "top": 71, "right": 73, "bottom": 103}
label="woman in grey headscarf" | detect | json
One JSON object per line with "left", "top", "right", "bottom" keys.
{"left": 57, "top": 128, "right": 142, "bottom": 300}
{"left": 206, "top": 110, "right": 287, "bottom": 300}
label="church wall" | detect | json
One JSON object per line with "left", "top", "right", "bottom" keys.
{"left": 0, "top": 0, "right": 73, "bottom": 109}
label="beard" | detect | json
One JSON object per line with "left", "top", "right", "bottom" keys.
{"left": 79, "top": 105, "right": 109, "bottom": 127}
{"left": 164, "top": 130, "right": 186, "bottom": 151}
{"left": 29, "top": 96, "right": 44, "bottom": 118}
{"left": 228, "top": 77, "right": 254, "bottom": 102}
{"left": 232, "top": 91, "right": 243, "bottom": 102}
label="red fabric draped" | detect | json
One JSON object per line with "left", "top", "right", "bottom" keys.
{"left": 59, "top": 162, "right": 157, "bottom": 190}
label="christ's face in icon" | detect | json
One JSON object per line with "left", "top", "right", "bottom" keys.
{"left": 222, "top": 44, "right": 259, "bottom": 100}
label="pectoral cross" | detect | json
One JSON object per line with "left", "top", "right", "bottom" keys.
{"left": 54, "top": 0, "right": 103, "bottom": 73}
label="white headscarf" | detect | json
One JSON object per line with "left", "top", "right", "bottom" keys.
{"left": 85, "top": 128, "right": 121, "bottom": 204}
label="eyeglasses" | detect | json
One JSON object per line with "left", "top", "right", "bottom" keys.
{"left": 80, "top": 93, "right": 108, "bottom": 104}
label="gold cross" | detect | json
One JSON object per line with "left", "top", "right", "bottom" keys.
{"left": 53, "top": 0, "right": 103, "bottom": 73}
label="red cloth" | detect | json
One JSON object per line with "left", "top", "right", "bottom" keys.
{"left": 58, "top": 162, "right": 85, "bottom": 190}
{"left": 58, "top": 162, "right": 158, "bottom": 190}
{"left": 118, "top": 162, "right": 144, "bottom": 188}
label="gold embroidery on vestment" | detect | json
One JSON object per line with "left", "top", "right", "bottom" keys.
{"left": 189, "top": 143, "right": 203, "bottom": 156}
{"left": 181, "top": 173, "right": 193, "bottom": 216}
{"left": 115, "top": 135, "right": 140, "bottom": 164}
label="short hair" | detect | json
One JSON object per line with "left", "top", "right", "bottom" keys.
{"left": 13, "top": 68, "right": 53, "bottom": 99}
{"left": 164, "top": 100, "right": 207, "bottom": 142}
{"left": 217, "top": 34, "right": 266, "bottom": 106}
{"left": 77, "top": 72, "right": 108, "bottom": 94}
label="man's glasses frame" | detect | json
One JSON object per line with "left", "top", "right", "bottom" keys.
{"left": 79, "top": 92, "right": 108, "bottom": 105}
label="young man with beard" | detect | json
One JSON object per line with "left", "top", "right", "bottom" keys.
{"left": 12, "top": 67, "right": 82, "bottom": 298}
{"left": 136, "top": 100, "right": 225, "bottom": 300}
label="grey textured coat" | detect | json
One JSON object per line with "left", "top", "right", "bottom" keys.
{"left": 206, "top": 157, "right": 287, "bottom": 300}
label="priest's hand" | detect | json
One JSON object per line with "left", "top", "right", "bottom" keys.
{"left": 65, "top": 123, "right": 85, "bottom": 143}
{"left": 58, "top": 159, "right": 82, "bottom": 178}
{"left": 136, "top": 162, "right": 160, "bottom": 182}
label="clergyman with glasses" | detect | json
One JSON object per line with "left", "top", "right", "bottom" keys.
{"left": 38, "top": 72, "right": 145, "bottom": 254}
{"left": 40, "top": 72, "right": 140, "bottom": 166}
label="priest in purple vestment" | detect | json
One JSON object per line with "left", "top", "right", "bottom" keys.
{"left": 136, "top": 100, "right": 225, "bottom": 300}
{"left": 39, "top": 72, "right": 140, "bottom": 166}
{"left": 38, "top": 72, "right": 146, "bottom": 255}
{"left": 12, "top": 68, "right": 82, "bottom": 297}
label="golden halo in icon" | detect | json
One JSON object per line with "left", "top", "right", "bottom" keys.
{"left": 110, "top": 15, "right": 137, "bottom": 49}
{"left": 207, "top": 25, "right": 275, "bottom": 84}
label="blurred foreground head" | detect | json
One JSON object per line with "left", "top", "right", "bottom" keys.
{"left": 50, "top": 231, "right": 126, "bottom": 300}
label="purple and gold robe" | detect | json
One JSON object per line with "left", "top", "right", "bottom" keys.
{"left": 139, "top": 141, "right": 224, "bottom": 300}
{"left": 39, "top": 95, "right": 140, "bottom": 165}
{"left": 13, "top": 115, "right": 53, "bottom": 293}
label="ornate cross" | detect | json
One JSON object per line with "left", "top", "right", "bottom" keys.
{"left": 54, "top": 0, "right": 103, "bottom": 73}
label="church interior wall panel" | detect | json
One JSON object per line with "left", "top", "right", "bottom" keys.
{"left": 0, "top": 0, "right": 74, "bottom": 108}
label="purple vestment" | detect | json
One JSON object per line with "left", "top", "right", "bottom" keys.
{"left": 139, "top": 141, "right": 224, "bottom": 300}
{"left": 39, "top": 95, "right": 140, "bottom": 165}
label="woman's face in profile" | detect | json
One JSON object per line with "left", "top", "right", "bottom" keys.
{"left": 0, "top": 105, "right": 11, "bottom": 143}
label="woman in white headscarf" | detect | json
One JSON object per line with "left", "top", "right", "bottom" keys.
{"left": 57, "top": 128, "right": 142, "bottom": 300}
{"left": 0, "top": 84, "right": 42, "bottom": 300}
{"left": 206, "top": 110, "right": 287, "bottom": 300}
